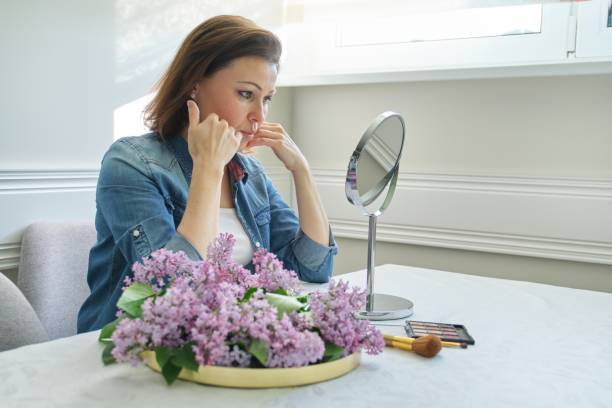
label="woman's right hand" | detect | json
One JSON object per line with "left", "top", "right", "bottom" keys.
{"left": 186, "top": 100, "right": 241, "bottom": 172}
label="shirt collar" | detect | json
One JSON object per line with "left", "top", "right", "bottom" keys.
{"left": 165, "top": 134, "right": 248, "bottom": 185}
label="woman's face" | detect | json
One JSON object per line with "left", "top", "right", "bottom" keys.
{"left": 193, "top": 56, "right": 278, "bottom": 152}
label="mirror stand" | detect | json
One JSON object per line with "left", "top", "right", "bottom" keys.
{"left": 356, "top": 213, "right": 414, "bottom": 321}
{"left": 345, "top": 111, "right": 415, "bottom": 321}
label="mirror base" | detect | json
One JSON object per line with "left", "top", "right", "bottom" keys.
{"left": 356, "top": 294, "right": 414, "bottom": 321}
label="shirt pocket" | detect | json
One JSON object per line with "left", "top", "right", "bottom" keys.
{"left": 254, "top": 206, "right": 271, "bottom": 226}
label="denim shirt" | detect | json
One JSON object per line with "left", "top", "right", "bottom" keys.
{"left": 77, "top": 133, "right": 338, "bottom": 333}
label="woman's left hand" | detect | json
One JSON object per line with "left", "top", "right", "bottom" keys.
{"left": 247, "top": 122, "right": 309, "bottom": 173}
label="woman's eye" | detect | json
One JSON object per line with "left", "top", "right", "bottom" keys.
{"left": 238, "top": 90, "right": 253, "bottom": 99}
{"left": 264, "top": 96, "right": 273, "bottom": 104}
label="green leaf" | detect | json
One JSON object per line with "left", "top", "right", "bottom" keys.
{"left": 172, "top": 343, "right": 199, "bottom": 372}
{"left": 272, "top": 288, "right": 289, "bottom": 296}
{"left": 156, "top": 344, "right": 198, "bottom": 375}
{"left": 102, "top": 342, "right": 116, "bottom": 365}
{"left": 117, "top": 282, "right": 155, "bottom": 318}
{"left": 265, "top": 293, "right": 304, "bottom": 317}
{"left": 240, "top": 287, "right": 257, "bottom": 303}
{"left": 248, "top": 339, "right": 269, "bottom": 366}
{"left": 161, "top": 361, "right": 182, "bottom": 385}
{"left": 296, "top": 294, "right": 309, "bottom": 304}
{"left": 98, "top": 318, "right": 121, "bottom": 344}
{"left": 323, "top": 342, "right": 345, "bottom": 362}
{"left": 156, "top": 347, "right": 173, "bottom": 369}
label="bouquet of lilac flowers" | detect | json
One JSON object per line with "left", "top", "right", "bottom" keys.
{"left": 99, "top": 233, "right": 384, "bottom": 385}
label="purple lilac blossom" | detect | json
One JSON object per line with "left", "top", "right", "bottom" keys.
{"left": 111, "top": 318, "right": 151, "bottom": 366}
{"left": 252, "top": 249, "right": 301, "bottom": 294}
{"left": 204, "top": 233, "right": 259, "bottom": 289}
{"left": 206, "top": 232, "right": 235, "bottom": 268}
{"left": 237, "top": 290, "right": 324, "bottom": 367}
{"left": 265, "top": 315, "right": 325, "bottom": 368}
{"left": 309, "top": 280, "right": 385, "bottom": 355}
{"left": 216, "top": 345, "right": 252, "bottom": 368}
{"left": 191, "top": 306, "right": 237, "bottom": 366}
{"left": 125, "top": 248, "right": 194, "bottom": 293}
{"left": 109, "top": 233, "right": 383, "bottom": 369}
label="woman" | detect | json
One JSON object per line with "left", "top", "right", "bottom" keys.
{"left": 77, "top": 15, "right": 337, "bottom": 333}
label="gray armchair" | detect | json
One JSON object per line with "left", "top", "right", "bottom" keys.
{"left": 0, "top": 272, "right": 48, "bottom": 351}
{"left": 17, "top": 222, "right": 96, "bottom": 340}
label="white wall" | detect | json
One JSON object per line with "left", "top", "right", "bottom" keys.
{"left": 282, "top": 75, "right": 612, "bottom": 292}
{"left": 292, "top": 76, "right": 612, "bottom": 178}
{"left": 1, "top": 1, "right": 115, "bottom": 170}
{"left": 1, "top": 1, "right": 114, "bottom": 279}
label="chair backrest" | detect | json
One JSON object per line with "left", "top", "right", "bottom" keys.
{"left": 17, "top": 222, "right": 96, "bottom": 340}
{"left": 0, "top": 272, "right": 48, "bottom": 351}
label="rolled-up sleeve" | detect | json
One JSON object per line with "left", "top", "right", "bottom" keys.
{"left": 292, "top": 227, "right": 337, "bottom": 271}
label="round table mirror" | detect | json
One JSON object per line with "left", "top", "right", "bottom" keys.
{"left": 345, "top": 111, "right": 414, "bottom": 320}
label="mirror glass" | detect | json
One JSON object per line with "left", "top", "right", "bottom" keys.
{"left": 356, "top": 115, "right": 404, "bottom": 203}
{"left": 346, "top": 112, "right": 405, "bottom": 212}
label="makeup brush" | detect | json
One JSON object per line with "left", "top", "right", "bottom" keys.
{"left": 384, "top": 334, "right": 442, "bottom": 358}
{"left": 384, "top": 334, "right": 467, "bottom": 349}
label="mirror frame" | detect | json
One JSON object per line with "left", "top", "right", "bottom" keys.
{"left": 345, "top": 111, "right": 405, "bottom": 216}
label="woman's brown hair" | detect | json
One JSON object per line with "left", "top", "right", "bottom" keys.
{"left": 144, "top": 15, "right": 282, "bottom": 139}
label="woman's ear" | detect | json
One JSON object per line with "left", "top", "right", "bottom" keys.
{"left": 190, "top": 83, "right": 200, "bottom": 100}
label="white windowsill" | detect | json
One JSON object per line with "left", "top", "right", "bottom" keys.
{"left": 277, "top": 56, "right": 612, "bottom": 87}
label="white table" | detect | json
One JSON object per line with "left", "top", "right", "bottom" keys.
{"left": 2, "top": 264, "right": 612, "bottom": 408}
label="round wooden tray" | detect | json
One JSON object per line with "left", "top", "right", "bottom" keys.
{"left": 141, "top": 351, "right": 360, "bottom": 388}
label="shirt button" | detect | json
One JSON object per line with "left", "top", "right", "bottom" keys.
{"left": 132, "top": 229, "right": 140, "bottom": 238}
{"left": 255, "top": 242, "right": 261, "bottom": 248}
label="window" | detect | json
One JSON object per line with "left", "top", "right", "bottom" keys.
{"left": 336, "top": 4, "right": 542, "bottom": 47}
{"left": 276, "top": 0, "right": 576, "bottom": 84}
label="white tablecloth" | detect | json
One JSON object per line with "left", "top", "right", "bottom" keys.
{"left": 2, "top": 264, "right": 612, "bottom": 408}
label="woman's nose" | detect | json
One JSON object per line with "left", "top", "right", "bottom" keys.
{"left": 251, "top": 101, "right": 266, "bottom": 125}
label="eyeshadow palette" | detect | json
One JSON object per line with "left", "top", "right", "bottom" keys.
{"left": 404, "top": 320, "right": 475, "bottom": 345}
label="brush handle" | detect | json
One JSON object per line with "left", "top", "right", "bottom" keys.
{"left": 383, "top": 334, "right": 466, "bottom": 348}
{"left": 384, "top": 338, "right": 413, "bottom": 351}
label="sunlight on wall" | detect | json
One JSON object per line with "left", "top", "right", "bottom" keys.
{"left": 113, "top": 0, "right": 283, "bottom": 84}
{"left": 113, "top": 92, "right": 153, "bottom": 139}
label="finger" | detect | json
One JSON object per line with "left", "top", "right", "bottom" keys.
{"left": 187, "top": 100, "right": 200, "bottom": 129}
{"left": 231, "top": 129, "right": 242, "bottom": 142}
{"left": 247, "top": 137, "right": 282, "bottom": 148}
{"left": 255, "top": 128, "right": 283, "bottom": 139}
{"left": 260, "top": 122, "right": 284, "bottom": 131}
{"left": 205, "top": 112, "right": 219, "bottom": 123}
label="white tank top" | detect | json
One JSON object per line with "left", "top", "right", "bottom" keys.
{"left": 219, "top": 207, "right": 254, "bottom": 265}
